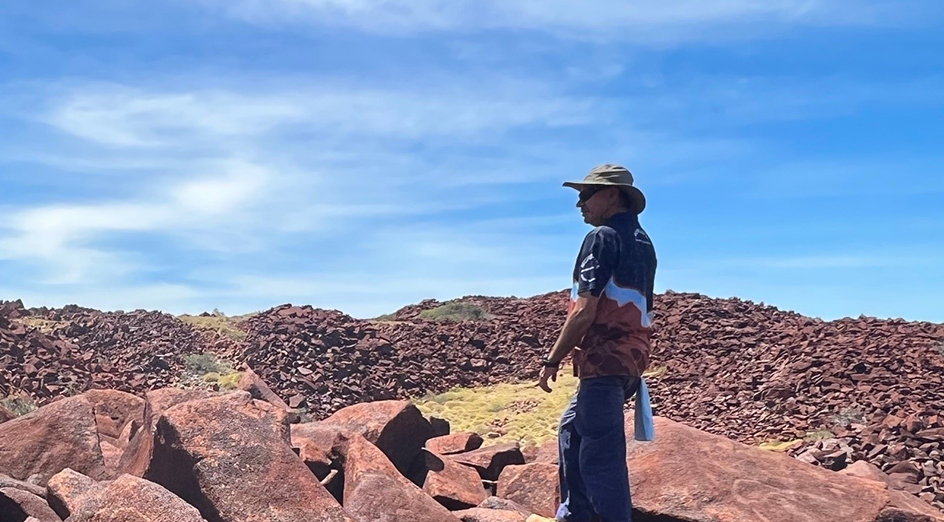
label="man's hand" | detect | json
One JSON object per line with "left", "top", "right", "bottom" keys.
{"left": 538, "top": 365, "right": 559, "bottom": 393}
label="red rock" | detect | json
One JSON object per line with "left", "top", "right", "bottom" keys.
{"left": 64, "top": 474, "right": 208, "bottom": 522}
{"left": 495, "top": 463, "right": 558, "bottom": 518}
{"left": 526, "top": 440, "right": 558, "bottom": 465}
{"left": 423, "top": 450, "right": 488, "bottom": 510}
{"left": 0, "top": 487, "right": 60, "bottom": 522}
{"left": 117, "top": 388, "right": 214, "bottom": 477}
{"left": 0, "top": 395, "right": 107, "bottom": 485}
{"left": 0, "top": 472, "right": 46, "bottom": 499}
{"left": 293, "top": 423, "right": 459, "bottom": 522}
{"left": 429, "top": 416, "right": 451, "bottom": 437}
{"left": 237, "top": 365, "right": 294, "bottom": 414}
{"left": 626, "top": 416, "right": 944, "bottom": 522}
{"left": 476, "top": 497, "right": 532, "bottom": 515}
{"left": 145, "top": 392, "right": 353, "bottom": 522}
{"left": 917, "top": 428, "right": 944, "bottom": 441}
{"left": 82, "top": 389, "right": 145, "bottom": 442}
{"left": 322, "top": 400, "right": 433, "bottom": 476}
{"left": 451, "top": 443, "right": 525, "bottom": 482}
{"left": 452, "top": 508, "right": 528, "bottom": 522}
{"left": 840, "top": 461, "right": 893, "bottom": 485}
{"left": 100, "top": 439, "right": 123, "bottom": 473}
{"left": 427, "top": 432, "right": 484, "bottom": 455}
{"left": 47, "top": 468, "right": 105, "bottom": 520}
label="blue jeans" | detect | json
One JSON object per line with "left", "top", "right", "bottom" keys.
{"left": 557, "top": 376, "right": 639, "bottom": 522}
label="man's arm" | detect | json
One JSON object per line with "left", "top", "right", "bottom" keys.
{"left": 538, "top": 294, "right": 599, "bottom": 392}
{"left": 546, "top": 294, "right": 599, "bottom": 364}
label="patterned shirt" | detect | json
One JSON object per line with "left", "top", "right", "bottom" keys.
{"left": 570, "top": 212, "right": 657, "bottom": 379}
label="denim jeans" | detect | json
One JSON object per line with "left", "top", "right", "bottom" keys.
{"left": 556, "top": 376, "right": 639, "bottom": 522}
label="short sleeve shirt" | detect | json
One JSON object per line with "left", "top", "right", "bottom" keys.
{"left": 570, "top": 212, "right": 657, "bottom": 378}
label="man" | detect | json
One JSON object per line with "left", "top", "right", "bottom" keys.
{"left": 533, "top": 164, "right": 656, "bottom": 522}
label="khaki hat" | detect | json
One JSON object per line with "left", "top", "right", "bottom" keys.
{"left": 563, "top": 164, "right": 646, "bottom": 214}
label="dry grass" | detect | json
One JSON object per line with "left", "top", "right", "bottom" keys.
{"left": 178, "top": 313, "right": 252, "bottom": 340}
{"left": 0, "top": 393, "right": 38, "bottom": 417}
{"left": 414, "top": 367, "right": 579, "bottom": 448}
{"left": 417, "top": 302, "right": 493, "bottom": 322}
{"left": 13, "top": 317, "right": 70, "bottom": 334}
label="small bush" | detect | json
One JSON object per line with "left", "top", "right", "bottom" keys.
{"left": 372, "top": 313, "right": 397, "bottom": 322}
{"left": 418, "top": 302, "right": 492, "bottom": 322}
{"left": 184, "top": 353, "right": 227, "bottom": 374}
{"left": 0, "top": 394, "right": 38, "bottom": 417}
{"left": 201, "top": 371, "right": 242, "bottom": 391}
{"left": 935, "top": 341, "right": 944, "bottom": 355}
{"left": 832, "top": 407, "right": 866, "bottom": 428}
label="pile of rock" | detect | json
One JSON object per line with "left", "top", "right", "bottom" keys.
{"left": 0, "top": 372, "right": 940, "bottom": 522}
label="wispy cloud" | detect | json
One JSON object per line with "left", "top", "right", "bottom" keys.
{"left": 210, "top": 0, "right": 915, "bottom": 42}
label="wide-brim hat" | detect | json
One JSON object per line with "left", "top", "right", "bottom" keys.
{"left": 563, "top": 163, "right": 646, "bottom": 214}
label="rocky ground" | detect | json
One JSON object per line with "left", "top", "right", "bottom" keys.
{"left": 2, "top": 290, "right": 944, "bottom": 512}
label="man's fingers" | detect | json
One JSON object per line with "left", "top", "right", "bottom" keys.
{"left": 551, "top": 372, "right": 557, "bottom": 382}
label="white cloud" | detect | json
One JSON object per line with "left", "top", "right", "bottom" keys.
{"left": 214, "top": 0, "right": 909, "bottom": 42}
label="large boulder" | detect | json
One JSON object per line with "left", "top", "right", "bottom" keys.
{"left": 293, "top": 423, "right": 460, "bottom": 522}
{"left": 495, "top": 463, "right": 558, "bottom": 518}
{"left": 0, "top": 487, "right": 60, "bottom": 522}
{"left": 450, "top": 443, "right": 525, "bottom": 482}
{"left": 237, "top": 366, "right": 296, "bottom": 419}
{"left": 0, "top": 472, "right": 46, "bottom": 498}
{"left": 0, "top": 395, "right": 107, "bottom": 485}
{"left": 423, "top": 450, "right": 488, "bottom": 510}
{"left": 81, "top": 389, "right": 145, "bottom": 445}
{"left": 427, "top": 433, "right": 484, "bottom": 456}
{"left": 117, "top": 388, "right": 214, "bottom": 477}
{"left": 144, "top": 392, "right": 353, "bottom": 522}
{"left": 627, "top": 416, "right": 944, "bottom": 522}
{"left": 66, "top": 474, "right": 208, "bottom": 522}
{"left": 47, "top": 468, "right": 106, "bottom": 520}
{"left": 321, "top": 400, "right": 433, "bottom": 476}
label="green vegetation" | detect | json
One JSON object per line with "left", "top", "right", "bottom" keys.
{"left": 831, "top": 407, "right": 866, "bottom": 427}
{"left": 418, "top": 302, "right": 493, "bottom": 322}
{"left": 371, "top": 313, "right": 398, "bottom": 322}
{"left": 178, "top": 311, "right": 252, "bottom": 341}
{"left": 414, "top": 367, "right": 578, "bottom": 447}
{"left": 0, "top": 393, "right": 38, "bottom": 417}
{"left": 179, "top": 352, "right": 241, "bottom": 391}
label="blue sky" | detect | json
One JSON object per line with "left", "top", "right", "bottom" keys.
{"left": 1, "top": 1, "right": 943, "bottom": 321}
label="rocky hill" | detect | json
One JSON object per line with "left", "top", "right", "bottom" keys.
{"left": 2, "top": 291, "right": 944, "bottom": 511}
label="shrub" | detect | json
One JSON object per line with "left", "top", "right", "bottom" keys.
{"left": 0, "top": 393, "right": 38, "bottom": 417}
{"left": 184, "top": 353, "right": 227, "bottom": 375}
{"left": 418, "top": 302, "right": 493, "bottom": 322}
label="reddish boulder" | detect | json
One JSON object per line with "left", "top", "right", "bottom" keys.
{"left": 429, "top": 416, "right": 451, "bottom": 437}
{"left": 47, "top": 468, "right": 105, "bottom": 520}
{"left": 82, "top": 389, "right": 145, "bottom": 442}
{"left": 452, "top": 508, "right": 528, "bottom": 522}
{"left": 495, "top": 463, "right": 558, "bottom": 518}
{"left": 322, "top": 400, "right": 433, "bottom": 475}
{"left": 237, "top": 366, "right": 296, "bottom": 419}
{"left": 477, "top": 497, "right": 531, "bottom": 515}
{"left": 525, "top": 440, "right": 558, "bottom": 465}
{"left": 0, "top": 472, "right": 46, "bottom": 499}
{"left": 427, "top": 432, "right": 484, "bottom": 455}
{"left": 423, "top": 450, "right": 488, "bottom": 510}
{"left": 450, "top": 443, "right": 525, "bottom": 482}
{"left": 145, "top": 392, "right": 353, "bottom": 522}
{"left": 0, "top": 487, "right": 60, "bottom": 522}
{"left": 66, "top": 474, "right": 208, "bottom": 522}
{"left": 293, "top": 423, "right": 460, "bottom": 522}
{"left": 626, "top": 416, "right": 944, "bottom": 522}
{"left": 117, "top": 388, "right": 214, "bottom": 477}
{"left": 0, "top": 395, "right": 107, "bottom": 485}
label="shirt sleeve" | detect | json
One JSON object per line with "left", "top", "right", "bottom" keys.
{"left": 574, "top": 227, "right": 620, "bottom": 297}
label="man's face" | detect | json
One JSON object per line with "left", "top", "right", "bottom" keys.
{"left": 576, "top": 186, "right": 614, "bottom": 225}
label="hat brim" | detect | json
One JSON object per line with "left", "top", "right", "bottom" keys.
{"left": 563, "top": 181, "right": 646, "bottom": 214}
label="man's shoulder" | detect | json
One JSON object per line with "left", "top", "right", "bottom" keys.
{"left": 584, "top": 225, "right": 619, "bottom": 241}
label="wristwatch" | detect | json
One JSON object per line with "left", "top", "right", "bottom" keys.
{"left": 542, "top": 359, "right": 560, "bottom": 368}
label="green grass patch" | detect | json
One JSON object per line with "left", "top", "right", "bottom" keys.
{"left": 202, "top": 371, "right": 242, "bottom": 391}
{"left": 183, "top": 353, "right": 232, "bottom": 375}
{"left": 418, "top": 302, "right": 493, "bottom": 322}
{"left": 0, "top": 393, "right": 38, "bottom": 417}
{"left": 178, "top": 312, "right": 252, "bottom": 341}
{"left": 414, "top": 367, "right": 579, "bottom": 447}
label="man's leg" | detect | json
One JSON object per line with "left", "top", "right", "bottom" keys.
{"left": 574, "top": 376, "right": 637, "bottom": 522}
{"left": 556, "top": 392, "right": 593, "bottom": 522}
